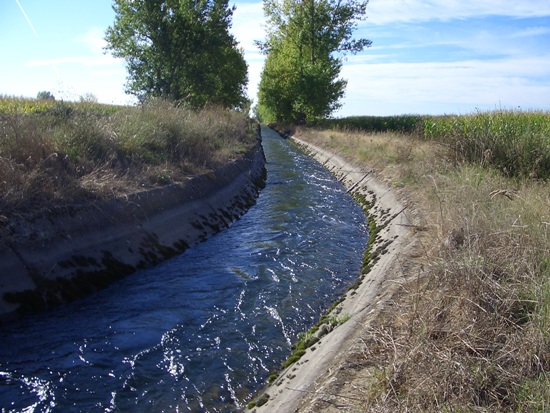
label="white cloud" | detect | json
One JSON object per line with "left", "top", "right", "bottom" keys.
{"left": 338, "top": 56, "right": 550, "bottom": 115}
{"left": 78, "top": 27, "right": 108, "bottom": 54}
{"left": 231, "top": 2, "right": 265, "bottom": 54}
{"left": 513, "top": 26, "right": 550, "bottom": 38}
{"left": 246, "top": 59, "right": 265, "bottom": 103}
{"left": 20, "top": 25, "right": 129, "bottom": 105}
{"left": 366, "top": 0, "right": 550, "bottom": 25}
{"left": 27, "top": 26, "right": 122, "bottom": 68}
{"left": 231, "top": 1, "right": 266, "bottom": 103}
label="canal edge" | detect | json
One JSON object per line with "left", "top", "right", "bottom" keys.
{"left": 246, "top": 132, "right": 420, "bottom": 412}
{"left": 0, "top": 134, "right": 267, "bottom": 323}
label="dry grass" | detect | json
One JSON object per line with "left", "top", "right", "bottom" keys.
{"left": 0, "top": 97, "right": 257, "bottom": 216}
{"left": 295, "top": 127, "right": 447, "bottom": 188}
{"left": 296, "top": 127, "right": 550, "bottom": 412}
{"left": 310, "top": 110, "right": 550, "bottom": 179}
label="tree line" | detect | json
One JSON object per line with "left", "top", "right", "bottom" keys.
{"left": 104, "top": 0, "right": 370, "bottom": 123}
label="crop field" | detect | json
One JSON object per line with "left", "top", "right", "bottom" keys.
{"left": 0, "top": 96, "right": 120, "bottom": 116}
{"left": 320, "top": 110, "right": 550, "bottom": 179}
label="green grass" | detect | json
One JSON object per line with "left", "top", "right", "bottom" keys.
{"left": 0, "top": 96, "right": 257, "bottom": 214}
{"left": 0, "top": 95, "right": 120, "bottom": 116}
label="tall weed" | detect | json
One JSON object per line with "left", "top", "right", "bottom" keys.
{"left": 424, "top": 110, "right": 550, "bottom": 179}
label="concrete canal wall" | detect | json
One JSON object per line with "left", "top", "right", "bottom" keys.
{"left": 248, "top": 134, "right": 416, "bottom": 413}
{"left": 0, "top": 140, "right": 266, "bottom": 322}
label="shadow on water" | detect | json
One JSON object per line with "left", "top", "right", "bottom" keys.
{"left": 0, "top": 126, "right": 368, "bottom": 412}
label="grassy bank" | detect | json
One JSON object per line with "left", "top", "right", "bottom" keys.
{"left": 0, "top": 97, "right": 257, "bottom": 216}
{"left": 296, "top": 110, "right": 550, "bottom": 412}
{"left": 317, "top": 110, "right": 550, "bottom": 179}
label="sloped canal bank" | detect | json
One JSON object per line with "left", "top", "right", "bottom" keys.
{"left": 0, "top": 126, "right": 368, "bottom": 412}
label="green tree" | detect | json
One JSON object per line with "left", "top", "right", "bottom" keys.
{"left": 37, "top": 91, "right": 55, "bottom": 100}
{"left": 105, "top": 0, "right": 248, "bottom": 109}
{"left": 257, "top": 0, "right": 371, "bottom": 123}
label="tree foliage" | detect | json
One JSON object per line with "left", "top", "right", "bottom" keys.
{"left": 256, "top": 0, "right": 371, "bottom": 123}
{"left": 105, "top": 0, "right": 248, "bottom": 109}
{"left": 37, "top": 91, "right": 55, "bottom": 101}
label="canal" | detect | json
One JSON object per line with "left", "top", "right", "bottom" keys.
{"left": 0, "top": 126, "right": 368, "bottom": 412}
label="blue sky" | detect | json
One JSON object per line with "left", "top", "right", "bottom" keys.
{"left": 1, "top": 0, "right": 549, "bottom": 116}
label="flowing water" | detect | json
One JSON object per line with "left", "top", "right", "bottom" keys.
{"left": 0, "top": 126, "right": 368, "bottom": 412}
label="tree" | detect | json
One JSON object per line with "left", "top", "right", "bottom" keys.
{"left": 79, "top": 93, "right": 98, "bottom": 103}
{"left": 37, "top": 91, "right": 55, "bottom": 100}
{"left": 104, "top": 0, "right": 248, "bottom": 110}
{"left": 257, "top": 0, "right": 371, "bottom": 123}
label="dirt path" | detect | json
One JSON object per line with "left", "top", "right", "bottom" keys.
{"left": 247, "top": 136, "right": 422, "bottom": 412}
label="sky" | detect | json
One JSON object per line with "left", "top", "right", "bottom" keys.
{"left": 1, "top": 0, "right": 549, "bottom": 116}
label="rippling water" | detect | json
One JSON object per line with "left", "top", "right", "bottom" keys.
{"left": 0, "top": 126, "right": 368, "bottom": 412}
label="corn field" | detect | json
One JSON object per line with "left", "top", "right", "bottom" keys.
{"left": 321, "top": 110, "right": 550, "bottom": 179}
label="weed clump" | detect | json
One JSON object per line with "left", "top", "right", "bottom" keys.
{"left": 355, "top": 168, "right": 550, "bottom": 411}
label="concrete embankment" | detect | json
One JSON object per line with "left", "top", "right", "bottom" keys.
{"left": 0, "top": 140, "right": 266, "bottom": 322}
{"left": 248, "top": 135, "right": 417, "bottom": 412}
